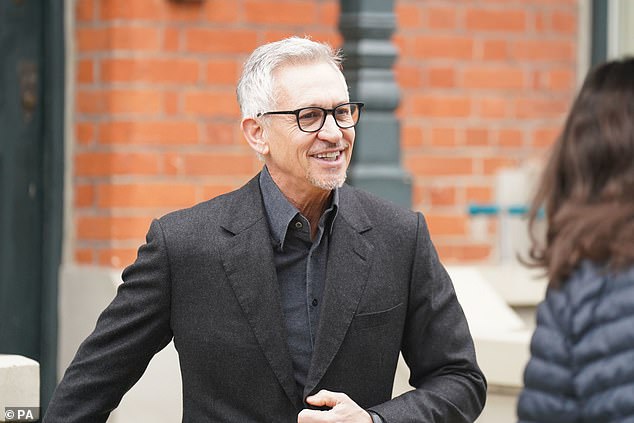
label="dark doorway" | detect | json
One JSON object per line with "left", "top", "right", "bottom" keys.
{"left": 0, "top": 0, "right": 64, "bottom": 408}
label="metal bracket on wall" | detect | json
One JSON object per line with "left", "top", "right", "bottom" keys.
{"left": 18, "top": 61, "right": 38, "bottom": 123}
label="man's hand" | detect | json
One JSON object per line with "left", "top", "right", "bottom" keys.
{"left": 297, "top": 390, "right": 373, "bottom": 423}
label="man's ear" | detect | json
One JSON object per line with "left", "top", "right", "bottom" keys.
{"left": 241, "top": 117, "right": 269, "bottom": 156}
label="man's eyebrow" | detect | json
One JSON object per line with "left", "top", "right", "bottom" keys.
{"left": 296, "top": 101, "right": 351, "bottom": 109}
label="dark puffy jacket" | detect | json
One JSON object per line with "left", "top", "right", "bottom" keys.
{"left": 517, "top": 261, "right": 634, "bottom": 423}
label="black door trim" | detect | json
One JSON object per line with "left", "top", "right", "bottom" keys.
{"left": 40, "top": 0, "right": 65, "bottom": 408}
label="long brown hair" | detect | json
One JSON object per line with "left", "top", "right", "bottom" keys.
{"left": 526, "top": 57, "right": 634, "bottom": 287}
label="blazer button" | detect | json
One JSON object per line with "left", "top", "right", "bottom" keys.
{"left": 312, "top": 298, "right": 318, "bottom": 307}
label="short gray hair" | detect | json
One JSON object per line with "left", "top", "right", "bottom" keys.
{"left": 236, "top": 36, "right": 344, "bottom": 119}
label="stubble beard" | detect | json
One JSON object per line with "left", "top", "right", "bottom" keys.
{"left": 307, "top": 170, "right": 347, "bottom": 191}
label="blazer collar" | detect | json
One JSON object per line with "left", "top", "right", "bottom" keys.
{"left": 219, "top": 174, "right": 301, "bottom": 409}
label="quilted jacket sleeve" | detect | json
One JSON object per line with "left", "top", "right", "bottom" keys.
{"left": 516, "top": 289, "right": 578, "bottom": 423}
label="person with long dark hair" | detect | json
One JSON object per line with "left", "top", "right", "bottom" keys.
{"left": 517, "top": 57, "right": 634, "bottom": 422}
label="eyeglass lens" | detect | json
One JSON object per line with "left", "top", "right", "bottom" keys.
{"left": 298, "top": 103, "right": 360, "bottom": 132}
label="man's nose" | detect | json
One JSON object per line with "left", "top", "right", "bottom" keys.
{"left": 317, "top": 114, "right": 342, "bottom": 141}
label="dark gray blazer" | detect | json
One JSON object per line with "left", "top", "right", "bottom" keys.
{"left": 45, "top": 174, "right": 486, "bottom": 422}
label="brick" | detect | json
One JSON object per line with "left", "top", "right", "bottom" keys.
{"left": 430, "top": 127, "right": 457, "bottom": 147}
{"left": 511, "top": 40, "right": 575, "bottom": 62}
{"left": 514, "top": 97, "right": 569, "bottom": 119}
{"left": 75, "top": 185, "right": 95, "bottom": 208}
{"left": 318, "top": 1, "right": 340, "bottom": 27}
{"left": 163, "top": 152, "right": 182, "bottom": 175}
{"left": 535, "top": 10, "right": 548, "bottom": 31}
{"left": 244, "top": 0, "right": 316, "bottom": 25}
{"left": 202, "top": 184, "right": 239, "bottom": 200}
{"left": 104, "top": 90, "right": 163, "bottom": 114}
{"left": 552, "top": 10, "right": 577, "bottom": 33}
{"left": 478, "top": 97, "right": 508, "bottom": 119}
{"left": 76, "top": 122, "right": 95, "bottom": 145}
{"left": 426, "top": 7, "right": 457, "bottom": 30}
{"left": 395, "top": 64, "right": 422, "bottom": 89}
{"left": 77, "top": 215, "right": 153, "bottom": 240}
{"left": 410, "top": 95, "right": 471, "bottom": 118}
{"left": 465, "top": 128, "right": 490, "bottom": 146}
{"left": 265, "top": 31, "right": 341, "bottom": 50}
{"left": 463, "top": 66, "right": 526, "bottom": 90}
{"left": 183, "top": 91, "right": 240, "bottom": 117}
{"left": 429, "top": 186, "right": 457, "bottom": 206}
{"left": 425, "top": 214, "right": 468, "bottom": 237}
{"left": 436, "top": 244, "right": 493, "bottom": 262}
{"left": 206, "top": 60, "right": 240, "bottom": 86}
{"left": 411, "top": 185, "right": 426, "bottom": 209}
{"left": 314, "top": 32, "right": 342, "bottom": 50}
{"left": 75, "top": 152, "right": 161, "bottom": 176}
{"left": 77, "top": 59, "right": 94, "bottom": 84}
{"left": 76, "top": 89, "right": 104, "bottom": 114}
{"left": 414, "top": 36, "right": 474, "bottom": 59}
{"left": 76, "top": 0, "right": 94, "bottom": 21}
{"left": 101, "top": 58, "right": 200, "bottom": 84}
{"left": 99, "top": 248, "right": 139, "bottom": 268}
{"left": 546, "top": 69, "right": 575, "bottom": 91}
{"left": 163, "top": 27, "right": 180, "bottom": 51}
{"left": 463, "top": 244, "right": 494, "bottom": 261}
{"left": 405, "top": 154, "right": 473, "bottom": 176}
{"left": 392, "top": 35, "right": 408, "bottom": 57}
{"left": 97, "top": 183, "right": 197, "bottom": 208}
{"left": 396, "top": 4, "right": 422, "bottom": 29}
{"left": 498, "top": 129, "right": 524, "bottom": 147}
{"left": 100, "top": 0, "right": 164, "bottom": 20}
{"left": 202, "top": 0, "right": 240, "bottom": 22}
{"left": 481, "top": 39, "right": 509, "bottom": 61}
{"left": 482, "top": 157, "right": 519, "bottom": 174}
{"left": 401, "top": 124, "right": 424, "bottom": 149}
{"left": 164, "top": 91, "right": 180, "bottom": 116}
{"left": 185, "top": 28, "right": 258, "bottom": 54}
{"left": 466, "top": 185, "right": 493, "bottom": 203}
{"left": 532, "top": 126, "right": 561, "bottom": 147}
{"left": 427, "top": 67, "right": 455, "bottom": 88}
{"left": 108, "top": 26, "right": 161, "bottom": 51}
{"left": 263, "top": 30, "right": 301, "bottom": 45}
{"left": 165, "top": 1, "right": 204, "bottom": 22}
{"left": 465, "top": 8, "right": 527, "bottom": 32}
{"left": 99, "top": 121, "right": 199, "bottom": 145}
{"left": 183, "top": 153, "right": 255, "bottom": 176}
{"left": 76, "top": 28, "right": 108, "bottom": 52}
{"left": 204, "top": 122, "right": 240, "bottom": 145}
{"left": 75, "top": 249, "right": 94, "bottom": 264}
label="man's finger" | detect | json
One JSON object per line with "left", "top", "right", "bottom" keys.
{"left": 305, "top": 389, "right": 345, "bottom": 407}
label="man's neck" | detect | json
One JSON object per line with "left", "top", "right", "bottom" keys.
{"left": 267, "top": 171, "right": 333, "bottom": 239}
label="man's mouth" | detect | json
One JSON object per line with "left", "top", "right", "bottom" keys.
{"left": 313, "top": 151, "right": 342, "bottom": 161}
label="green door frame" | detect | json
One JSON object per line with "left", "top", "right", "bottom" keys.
{"left": 40, "top": 1, "right": 65, "bottom": 408}
{"left": 591, "top": 0, "right": 608, "bottom": 65}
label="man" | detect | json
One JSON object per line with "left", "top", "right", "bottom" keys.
{"left": 45, "top": 37, "right": 486, "bottom": 422}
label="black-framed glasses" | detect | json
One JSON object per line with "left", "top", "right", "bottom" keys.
{"left": 256, "top": 102, "right": 364, "bottom": 133}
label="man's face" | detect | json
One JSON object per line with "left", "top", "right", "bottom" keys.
{"left": 261, "top": 62, "right": 355, "bottom": 196}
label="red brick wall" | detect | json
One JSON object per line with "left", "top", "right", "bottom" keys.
{"left": 396, "top": 0, "right": 578, "bottom": 261}
{"left": 72, "top": 0, "right": 578, "bottom": 267}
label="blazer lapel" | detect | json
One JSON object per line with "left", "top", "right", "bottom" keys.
{"left": 219, "top": 175, "right": 301, "bottom": 410}
{"left": 304, "top": 186, "right": 374, "bottom": 397}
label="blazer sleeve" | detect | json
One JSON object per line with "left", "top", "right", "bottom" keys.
{"left": 517, "top": 290, "right": 578, "bottom": 423}
{"left": 370, "top": 213, "right": 487, "bottom": 422}
{"left": 44, "top": 219, "right": 174, "bottom": 423}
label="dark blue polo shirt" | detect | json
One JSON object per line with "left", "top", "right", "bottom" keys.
{"left": 259, "top": 166, "right": 339, "bottom": 395}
